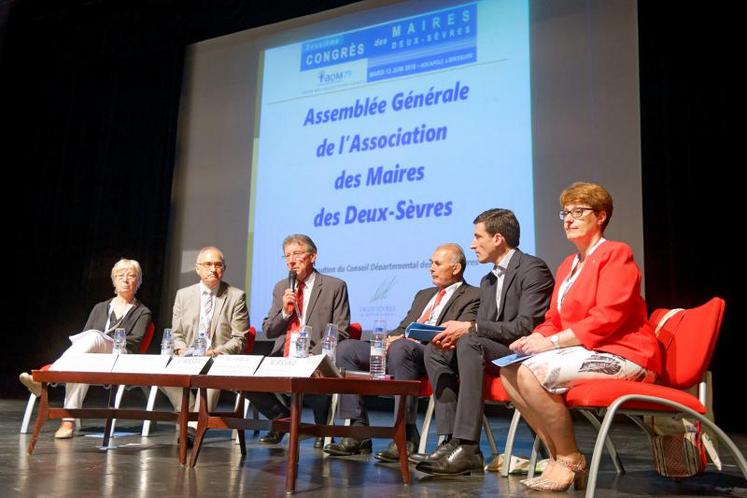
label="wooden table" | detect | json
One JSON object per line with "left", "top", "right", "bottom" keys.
{"left": 189, "top": 375, "right": 421, "bottom": 494}
{"left": 28, "top": 370, "right": 196, "bottom": 464}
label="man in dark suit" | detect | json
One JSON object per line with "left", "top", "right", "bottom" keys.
{"left": 323, "top": 243, "right": 480, "bottom": 461}
{"left": 248, "top": 234, "right": 350, "bottom": 447}
{"left": 415, "top": 209, "right": 554, "bottom": 476}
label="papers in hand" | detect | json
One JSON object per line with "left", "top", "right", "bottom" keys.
{"left": 492, "top": 353, "right": 532, "bottom": 368}
{"left": 404, "top": 322, "right": 445, "bottom": 342}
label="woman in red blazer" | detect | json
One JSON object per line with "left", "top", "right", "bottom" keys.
{"left": 501, "top": 182, "right": 661, "bottom": 492}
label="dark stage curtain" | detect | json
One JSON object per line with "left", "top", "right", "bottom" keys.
{"left": 2, "top": 2, "right": 184, "bottom": 393}
{"left": 638, "top": 3, "right": 740, "bottom": 429}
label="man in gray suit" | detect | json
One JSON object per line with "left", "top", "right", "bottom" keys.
{"left": 415, "top": 209, "right": 554, "bottom": 476}
{"left": 164, "top": 246, "right": 249, "bottom": 437}
{"left": 324, "top": 243, "right": 480, "bottom": 461}
{"left": 249, "top": 234, "right": 350, "bottom": 447}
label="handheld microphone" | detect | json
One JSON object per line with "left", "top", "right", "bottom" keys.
{"left": 287, "top": 270, "right": 301, "bottom": 319}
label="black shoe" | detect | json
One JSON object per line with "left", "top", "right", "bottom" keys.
{"left": 323, "top": 437, "right": 372, "bottom": 456}
{"left": 259, "top": 431, "right": 285, "bottom": 444}
{"left": 313, "top": 437, "right": 325, "bottom": 449}
{"left": 416, "top": 443, "right": 484, "bottom": 476}
{"left": 374, "top": 439, "right": 416, "bottom": 462}
{"left": 409, "top": 437, "right": 455, "bottom": 464}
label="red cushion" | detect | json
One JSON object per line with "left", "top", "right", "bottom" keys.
{"left": 244, "top": 326, "right": 257, "bottom": 354}
{"left": 564, "top": 380, "right": 706, "bottom": 414}
{"left": 349, "top": 322, "right": 363, "bottom": 341}
{"left": 419, "top": 377, "right": 432, "bottom": 397}
{"left": 484, "top": 374, "right": 510, "bottom": 402}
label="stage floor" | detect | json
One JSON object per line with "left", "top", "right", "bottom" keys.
{"left": 2, "top": 396, "right": 745, "bottom": 497}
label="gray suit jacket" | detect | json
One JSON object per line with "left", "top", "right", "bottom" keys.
{"left": 390, "top": 281, "right": 481, "bottom": 336}
{"left": 263, "top": 271, "right": 350, "bottom": 356}
{"left": 474, "top": 249, "right": 554, "bottom": 345}
{"left": 172, "top": 281, "right": 249, "bottom": 355}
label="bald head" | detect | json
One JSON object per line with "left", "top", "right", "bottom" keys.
{"left": 430, "top": 243, "right": 466, "bottom": 288}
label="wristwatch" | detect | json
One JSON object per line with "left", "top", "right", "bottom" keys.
{"left": 550, "top": 334, "right": 561, "bottom": 349}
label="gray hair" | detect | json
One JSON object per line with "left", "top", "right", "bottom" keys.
{"left": 282, "top": 234, "right": 317, "bottom": 254}
{"left": 437, "top": 243, "right": 467, "bottom": 276}
{"left": 111, "top": 258, "right": 142, "bottom": 290}
{"left": 196, "top": 246, "right": 226, "bottom": 265}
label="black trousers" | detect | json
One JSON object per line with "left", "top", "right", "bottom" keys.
{"left": 335, "top": 338, "right": 425, "bottom": 426}
{"left": 245, "top": 391, "right": 331, "bottom": 425}
{"left": 424, "top": 333, "right": 510, "bottom": 441}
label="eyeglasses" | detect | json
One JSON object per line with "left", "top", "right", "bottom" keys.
{"left": 197, "top": 262, "right": 224, "bottom": 269}
{"left": 282, "top": 251, "right": 310, "bottom": 261}
{"left": 558, "top": 207, "right": 595, "bottom": 220}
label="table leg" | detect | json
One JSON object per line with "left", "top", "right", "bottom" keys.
{"left": 178, "top": 387, "right": 190, "bottom": 465}
{"left": 395, "top": 394, "right": 411, "bottom": 485}
{"left": 102, "top": 385, "right": 117, "bottom": 448}
{"left": 27, "top": 383, "right": 49, "bottom": 454}
{"left": 189, "top": 387, "right": 209, "bottom": 467}
{"left": 285, "top": 392, "right": 302, "bottom": 494}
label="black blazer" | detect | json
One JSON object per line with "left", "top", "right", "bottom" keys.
{"left": 390, "top": 281, "right": 481, "bottom": 336}
{"left": 474, "top": 249, "right": 554, "bottom": 346}
{"left": 263, "top": 271, "right": 351, "bottom": 356}
{"left": 83, "top": 299, "right": 152, "bottom": 353}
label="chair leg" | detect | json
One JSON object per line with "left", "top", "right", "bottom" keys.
{"left": 585, "top": 394, "right": 747, "bottom": 498}
{"left": 579, "top": 409, "right": 625, "bottom": 475}
{"left": 233, "top": 392, "right": 242, "bottom": 443}
{"left": 500, "top": 408, "right": 522, "bottom": 477}
{"left": 20, "top": 394, "right": 38, "bottom": 434}
{"left": 527, "top": 434, "right": 542, "bottom": 478}
{"left": 141, "top": 386, "right": 159, "bottom": 437}
{"left": 324, "top": 393, "right": 339, "bottom": 447}
{"left": 482, "top": 412, "right": 499, "bottom": 457}
{"left": 418, "top": 395, "right": 435, "bottom": 454}
{"left": 108, "top": 385, "right": 125, "bottom": 439}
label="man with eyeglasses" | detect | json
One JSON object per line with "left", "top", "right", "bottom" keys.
{"left": 163, "top": 246, "right": 249, "bottom": 442}
{"left": 414, "top": 209, "right": 554, "bottom": 476}
{"left": 248, "top": 234, "right": 351, "bottom": 448}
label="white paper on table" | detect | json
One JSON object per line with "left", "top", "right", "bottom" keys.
{"left": 253, "top": 355, "right": 325, "bottom": 378}
{"left": 164, "top": 356, "right": 211, "bottom": 375}
{"left": 207, "top": 355, "right": 264, "bottom": 376}
{"left": 49, "top": 353, "right": 118, "bottom": 372}
{"left": 111, "top": 354, "right": 171, "bottom": 374}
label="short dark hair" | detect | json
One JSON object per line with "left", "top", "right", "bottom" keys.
{"left": 473, "top": 209, "right": 520, "bottom": 248}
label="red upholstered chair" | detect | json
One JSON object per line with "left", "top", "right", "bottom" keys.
{"left": 20, "top": 322, "right": 156, "bottom": 435}
{"left": 558, "top": 297, "right": 746, "bottom": 497}
{"left": 348, "top": 322, "right": 362, "bottom": 340}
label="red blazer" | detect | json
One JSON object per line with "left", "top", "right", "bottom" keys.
{"left": 535, "top": 240, "right": 661, "bottom": 373}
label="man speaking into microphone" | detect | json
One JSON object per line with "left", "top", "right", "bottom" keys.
{"left": 247, "top": 234, "right": 351, "bottom": 447}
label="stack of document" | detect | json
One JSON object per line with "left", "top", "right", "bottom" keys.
{"left": 404, "top": 322, "right": 445, "bottom": 342}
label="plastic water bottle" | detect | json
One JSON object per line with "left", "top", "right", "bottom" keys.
{"left": 370, "top": 320, "right": 387, "bottom": 379}
{"left": 321, "top": 323, "right": 338, "bottom": 365}
{"left": 113, "top": 328, "right": 127, "bottom": 354}
{"left": 161, "top": 328, "right": 174, "bottom": 356}
{"left": 194, "top": 330, "right": 208, "bottom": 356}
{"left": 295, "top": 325, "right": 311, "bottom": 358}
